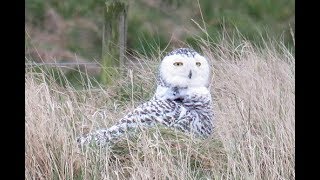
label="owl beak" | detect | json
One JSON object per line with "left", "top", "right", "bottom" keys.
{"left": 188, "top": 70, "right": 192, "bottom": 79}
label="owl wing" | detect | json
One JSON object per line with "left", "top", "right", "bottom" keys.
{"left": 77, "top": 99, "right": 188, "bottom": 147}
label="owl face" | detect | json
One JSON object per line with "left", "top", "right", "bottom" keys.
{"left": 159, "top": 48, "right": 210, "bottom": 88}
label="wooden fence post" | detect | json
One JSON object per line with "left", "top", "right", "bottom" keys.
{"left": 101, "top": 0, "right": 128, "bottom": 85}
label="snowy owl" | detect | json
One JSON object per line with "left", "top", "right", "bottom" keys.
{"left": 77, "top": 48, "right": 214, "bottom": 147}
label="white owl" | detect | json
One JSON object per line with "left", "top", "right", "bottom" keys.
{"left": 77, "top": 48, "right": 214, "bottom": 147}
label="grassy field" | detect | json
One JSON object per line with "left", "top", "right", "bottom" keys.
{"left": 25, "top": 32, "right": 295, "bottom": 179}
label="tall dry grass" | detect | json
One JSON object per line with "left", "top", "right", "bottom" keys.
{"left": 25, "top": 34, "right": 295, "bottom": 179}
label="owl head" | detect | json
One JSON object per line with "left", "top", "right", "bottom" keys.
{"left": 159, "top": 48, "right": 211, "bottom": 88}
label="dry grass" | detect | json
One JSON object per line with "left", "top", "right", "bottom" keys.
{"left": 25, "top": 34, "right": 295, "bottom": 179}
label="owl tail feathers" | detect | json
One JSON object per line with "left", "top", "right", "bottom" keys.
{"left": 76, "top": 129, "right": 113, "bottom": 148}
{"left": 76, "top": 121, "right": 153, "bottom": 149}
{"left": 76, "top": 123, "right": 133, "bottom": 148}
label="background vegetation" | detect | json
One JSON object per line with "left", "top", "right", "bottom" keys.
{"left": 25, "top": 0, "right": 295, "bottom": 65}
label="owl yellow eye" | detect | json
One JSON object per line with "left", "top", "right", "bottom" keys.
{"left": 173, "top": 62, "right": 183, "bottom": 66}
{"left": 196, "top": 62, "right": 201, "bottom": 66}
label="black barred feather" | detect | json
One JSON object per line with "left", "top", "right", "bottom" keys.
{"left": 77, "top": 93, "right": 213, "bottom": 147}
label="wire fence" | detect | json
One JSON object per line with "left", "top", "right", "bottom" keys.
{"left": 25, "top": 62, "right": 101, "bottom": 67}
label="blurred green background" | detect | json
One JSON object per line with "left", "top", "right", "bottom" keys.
{"left": 25, "top": 0, "right": 294, "bottom": 86}
{"left": 25, "top": 0, "right": 294, "bottom": 58}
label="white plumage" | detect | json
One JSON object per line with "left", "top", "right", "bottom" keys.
{"left": 77, "top": 48, "right": 214, "bottom": 147}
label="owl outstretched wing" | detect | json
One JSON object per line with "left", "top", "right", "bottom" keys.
{"left": 77, "top": 98, "right": 188, "bottom": 147}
